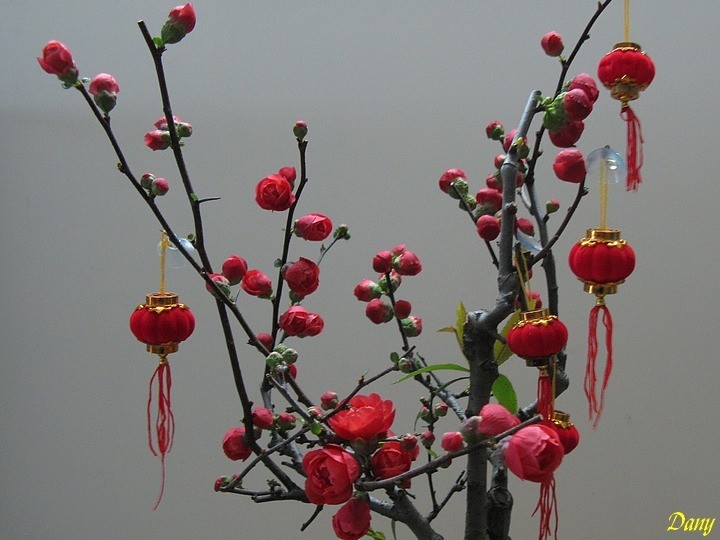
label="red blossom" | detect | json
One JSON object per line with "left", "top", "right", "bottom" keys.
{"left": 241, "top": 269, "right": 273, "bottom": 297}
{"left": 441, "top": 432, "right": 464, "bottom": 452}
{"left": 221, "top": 254, "right": 248, "bottom": 285}
{"left": 252, "top": 407, "right": 274, "bottom": 430}
{"left": 284, "top": 257, "right": 320, "bottom": 296}
{"left": 144, "top": 130, "right": 171, "bottom": 151}
{"left": 541, "top": 31, "right": 564, "bottom": 57}
{"left": 37, "top": 41, "right": 77, "bottom": 83}
{"left": 365, "top": 298, "right": 394, "bottom": 324}
{"left": 222, "top": 427, "right": 251, "bottom": 461}
{"left": 277, "top": 166, "right": 297, "bottom": 187}
{"left": 553, "top": 148, "right": 586, "bottom": 183}
{"left": 332, "top": 498, "right": 372, "bottom": 540}
{"left": 548, "top": 120, "right": 585, "bottom": 148}
{"left": 353, "top": 279, "right": 381, "bottom": 302}
{"left": 371, "top": 440, "right": 417, "bottom": 488}
{"left": 438, "top": 168, "right": 467, "bottom": 194}
{"left": 476, "top": 215, "right": 501, "bottom": 241}
{"left": 372, "top": 250, "right": 393, "bottom": 273}
{"left": 279, "top": 306, "right": 324, "bottom": 337}
{"left": 88, "top": 73, "right": 119, "bottom": 95}
{"left": 295, "top": 213, "right": 332, "bottom": 241}
{"left": 255, "top": 174, "right": 295, "bottom": 211}
{"left": 395, "top": 250, "right": 422, "bottom": 276}
{"left": 329, "top": 393, "right": 395, "bottom": 443}
{"left": 478, "top": 404, "right": 521, "bottom": 438}
{"left": 302, "top": 444, "right": 360, "bottom": 505}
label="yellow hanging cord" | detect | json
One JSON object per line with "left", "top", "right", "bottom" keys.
{"left": 624, "top": 0, "right": 630, "bottom": 42}
{"left": 551, "top": 359, "right": 557, "bottom": 412}
{"left": 599, "top": 161, "right": 609, "bottom": 229}
{"left": 516, "top": 250, "right": 533, "bottom": 307}
{"left": 160, "top": 231, "right": 169, "bottom": 294}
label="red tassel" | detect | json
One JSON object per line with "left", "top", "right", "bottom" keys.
{"left": 147, "top": 358, "right": 174, "bottom": 510}
{"left": 532, "top": 476, "right": 558, "bottom": 540}
{"left": 621, "top": 105, "right": 644, "bottom": 191}
{"left": 585, "top": 304, "right": 614, "bottom": 428}
{"left": 537, "top": 369, "right": 554, "bottom": 421}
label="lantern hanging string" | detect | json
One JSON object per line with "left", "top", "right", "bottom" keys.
{"left": 159, "top": 231, "right": 170, "bottom": 294}
{"left": 515, "top": 248, "right": 531, "bottom": 307}
{"left": 624, "top": 0, "right": 630, "bottom": 42}
{"left": 598, "top": 160, "right": 609, "bottom": 229}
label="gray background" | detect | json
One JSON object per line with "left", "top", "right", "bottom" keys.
{"left": 2, "top": 1, "right": 719, "bottom": 539}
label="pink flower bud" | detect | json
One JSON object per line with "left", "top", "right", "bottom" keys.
{"left": 438, "top": 168, "right": 467, "bottom": 196}
{"left": 144, "top": 130, "right": 171, "bottom": 151}
{"left": 553, "top": 148, "right": 586, "bottom": 183}
{"left": 378, "top": 270, "right": 402, "bottom": 294}
{"left": 276, "top": 412, "right": 297, "bottom": 431}
{"left": 151, "top": 177, "right": 169, "bottom": 196}
{"left": 400, "top": 434, "right": 419, "bottom": 455}
{"left": 476, "top": 188, "right": 503, "bottom": 212}
{"left": 353, "top": 279, "right": 381, "bottom": 302}
{"left": 161, "top": 3, "right": 197, "bottom": 44}
{"left": 396, "top": 250, "right": 422, "bottom": 276}
{"left": 420, "top": 430, "right": 435, "bottom": 448}
{"left": 562, "top": 88, "right": 593, "bottom": 122}
{"left": 394, "top": 299, "right": 411, "bottom": 319}
{"left": 515, "top": 217, "right": 534, "bottom": 236}
{"left": 477, "top": 215, "right": 501, "bottom": 241}
{"left": 478, "top": 403, "right": 520, "bottom": 438}
{"left": 486, "top": 172, "right": 501, "bottom": 191}
{"left": 434, "top": 402, "right": 449, "bottom": 418}
{"left": 241, "top": 269, "right": 273, "bottom": 298}
{"left": 256, "top": 332, "right": 274, "bottom": 351}
{"left": 222, "top": 426, "right": 251, "bottom": 461}
{"left": 460, "top": 415, "right": 484, "bottom": 444}
{"left": 88, "top": 73, "right": 119, "bottom": 114}
{"left": 140, "top": 173, "right": 155, "bottom": 190}
{"left": 493, "top": 154, "right": 506, "bottom": 169}
{"left": 293, "top": 120, "right": 308, "bottom": 140}
{"left": 372, "top": 250, "right": 393, "bottom": 273}
{"left": 221, "top": 254, "right": 248, "bottom": 285}
{"left": 515, "top": 290, "right": 543, "bottom": 310}
{"left": 541, "top": 31, "right": 564, "bottom": 57}
{"left": 503, "top": 129, "right": 518, "bottom": 152}
{"left": 485, "top": 121, "right": 504, "bottom": 140}
{"left": 321, "top": 391, "right": 339, "bottom": 410}
{"left": 401, "top": 316, "right": 422, "bottom": 337}
{"left": 284, "top": 257, "right": 320, "bottom": 297}
{"left": 441, "top": 432, "right": 464, "bottom": 452}
{"left": 206, "top": 273, "right": 231, "bottom": 298}
{"left": 277, "top": 166, "right": 296, "bottom": 188}
{"left": 295, "top": 213, "right": 332, "bottom": 241}
{"left": 37, "top": 41, "right": 78, "bottom": 84}
{"left": 548, "top": 120, "right": 585, "bottom": 148}
{"left": 568, "top": 73, "right": 599, "bottom": 104}
{"left": 279, "top": 306, "right": 324, "bottom": 337}
{"left": 252, "top": 407, "right": 274, "bottom": 430}
{"left": 154, "top": 115, "right": 182, "bottom": 130}
{"left": 288, "top": 363, "right": 298, "bottom": 379}
{"left": 365, "top": 298, "right": 394, "bottom": 324}
{"left": 546, "top": 199, "right": 560, "bottom": 214}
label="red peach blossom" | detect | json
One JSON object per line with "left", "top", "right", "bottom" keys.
{"left": 329, "top": 393, "right": 395, "bottom": 443}
{"left": 279, "top": 306, "right": 324, "bottom": 337}
{"left": 394, "top": 299, "right": 411, "bottom": 319}
{"left": 438, "top": 168, "right": 467, "bottom": 194}
{"left": 553, "top": 148, "right": 586, "bottom": 183}
{"left": 37, "top": 41, "right": 78, "bottom": 83}
{"left": 478, "top": 403, "right": 521, "bottom": 438}
{"left": 332, "top": 498, "right": 372, "bottom": 540}
{"left": 568, "top": 73, "right": 599, "bottom": 104}
{"left": 221, "top": 254, "right": 248, "bottom": 285}
{"left": 222, "top": 427, "right": 251, "bottom": 461}
{"left": 365, "top": 298, "right": 394, "bottom": 324}
{"left": 284, "top": 257, "right": 320, "bottom": 296}
{"left": 162, "top": 3, "right": 196, "bottom": 44}
{"left": 372, "top": 250, "right": 393, "bottom": 273}
{"left": 395, "top": 250, "right": 422, "bottom": 276}
{"left": 562, "top": 88, "right": 593, "bottom": 121}
{"left": 277, "top": 166, "right": 297, "bottom": 187}
{"left": 252, "top": 407, "right": 274, "bottom": 430}
{"left": 302, "top": 444, "right": 360, "bottom": 505}
{"left": 144, "top": 130, "right": 171, "bottom": 151}
{"left": 503, "top": 424, "right": 564, "bottom": 482}
{"left": 255, "top": 174, "right": 295, "bottom": 211}
{"left": 541, "top": 31, "right": 564, "bottom": 57}
{"left": 477, "top": 215, "right": 501, "bottom": 241}
{"left": 241, "top": 269, "right": 273, "bottom": 297}
{"left": 353, "top": 279, "right": 380, "bottom": 302}
{"left": 295, "top": 213, "right": 332, "bottom": 241}
{"left": 441, "top": 431, "right": 464, "bottom": 452}
{"left": 371, "top": 440, "right": 417, "bottom": 487}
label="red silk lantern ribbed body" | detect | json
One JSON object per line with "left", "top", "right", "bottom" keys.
{"left": 129, "top": 292, "right": 195, "bottom": 510}
{"left": 597, "top": 42, "right": 655, "bottom": 190}
{"left": 546, "top": 411, "right": 580, "bottom": 455}
{"left": 569, "top": 228, "right": 635, "bottom": 428}
{"left": 507, "top": 309, "right": 568, "bottom": 367}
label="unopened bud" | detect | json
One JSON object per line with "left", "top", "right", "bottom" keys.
{"left": 320, "top": 390, "right": 339, "bottom": 410}
{"left": 293, "top": 120, "right": 308, "bottom": 141}
{"left": 266, "top": 351, "right": 283, "bottom": 368}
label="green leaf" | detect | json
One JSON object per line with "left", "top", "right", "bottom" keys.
{"left": 394, "top": 363, "right": 470, "bottom": 384}
{"left": 426, "top": 448, "right": 438, "bottom": 459}
{"left": 437, "top": 301, "right": 467, "bottom": 353}
{"left": 366, "top": 529, "right": 386, "bottom": 540}
{"left": 492, "top": 374, "right": 518, "bottom": 413}
{"left": 390, "top": 351, "right": 400, "bottom": 365}
{"left": 152, "top": 36, "right": 164, "bottom": 47}
{"left": 494, "top": 309, "right": 520, "bottom": 365}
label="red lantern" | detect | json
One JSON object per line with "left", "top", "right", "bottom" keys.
{"left": 129, "top": 291, "right": 195, "bottom": 509}
{"left": 506, "top": 309, "right": 568, "bottom": 368}
{"left": 546, "top": 411, "right": 580, "bottom": 455}
{"left": 597, "top": 42, "right": 655, "bottom": 190}
{"left": 569, "top": 228, "right": 635, "bottom": 428}
{"left": 504, "top": 424, "right": 565, "bottom": 540}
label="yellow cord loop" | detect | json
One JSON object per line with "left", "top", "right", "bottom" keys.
{"left": 160, "top": 231, "right": 169, "bottom": 294}
{"left": 624, "top": 0, "right": 630, "bottom": 42}
{"left": 599, "top": 161, "right": 609, "bottom": 229}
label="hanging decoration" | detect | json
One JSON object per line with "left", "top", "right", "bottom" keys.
{"left": 597, "top": 0, "right": 655, "bottom": 190}
{"left": 129, "top": 232, "right": 195, "bottom": 509}
{"left": 546, "top": 411, "right": 580, "bottom": 455}
{"left": 569, "top": 148, "right": 635, "bottom": 428}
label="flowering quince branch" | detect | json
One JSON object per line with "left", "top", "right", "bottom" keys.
{"left": 39, "top": 1, "right": 625, "bottom": 538}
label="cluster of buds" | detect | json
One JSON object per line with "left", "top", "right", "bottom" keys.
{"left": 542, "top": 72, "right": 599, "bottom": 148}
{"left": 144, "top": 115, "right": 192, "bottom": 151}
{"left": 140, "top": 173, "right": 169, "bottom": 197}
{"left": 353, "top": 245, "right": 423, "bottom": 337}
{"left": 206, "top": 253, "right": 274, "bottom": 300}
